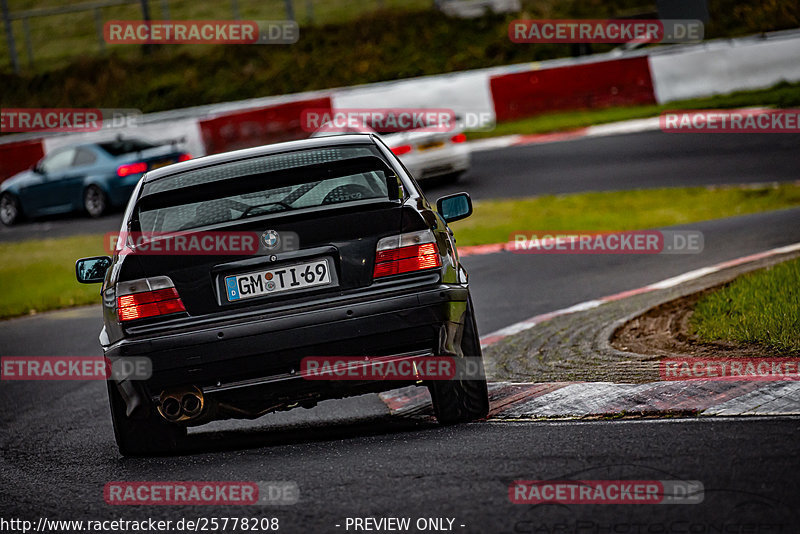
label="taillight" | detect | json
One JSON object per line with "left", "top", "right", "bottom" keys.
{"left": 116, "top": 276, "right": 185, "bottom": 322}
{"left": 450, "top": 133, "right": 467, "bottom": 144}
{"left": 374, "top": 230, "right": 441, "bottom": 278}
{"left": 117, "top": 162, "right": 147, "bottom": 177}
{"left": 391, "top": 145, "right": 413, "bottom": 156}
{"left": 178, "top": 153, "right": 192, "bottom": 162}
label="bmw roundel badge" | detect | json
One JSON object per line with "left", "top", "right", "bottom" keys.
{"left": 262, "top": 230, "right": 280, "bottom": 249}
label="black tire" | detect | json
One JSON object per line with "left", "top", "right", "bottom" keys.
{"left": 84, "top": 185, "right": 108, "bottom": 218}
{"left": 0, "top": 193, "right": 22, "bottom": 226}
{"left": 107, "top": 382, "right": 186, "bottom": 456}
{"left": 429, "top": 298, "right": 490, "bottom": 425}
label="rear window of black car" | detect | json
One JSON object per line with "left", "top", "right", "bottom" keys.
{"left": 134, "top": 146, "right": 402, "bottom": 233}
{"left": 99, "top": 139, "right": 157, "bottom": 156}
{"left": 143, "top": 146, "right": 380, "bottom": 196}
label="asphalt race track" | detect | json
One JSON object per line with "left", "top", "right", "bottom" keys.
{"left": 1, "top": 130, "right": 800, "bottom": 531}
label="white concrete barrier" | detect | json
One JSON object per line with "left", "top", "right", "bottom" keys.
{"left": 649, "top": 30, "right": 800, "bottom": 103}
{"left": 332, "top": 70, "right": 496, "bottom": 125}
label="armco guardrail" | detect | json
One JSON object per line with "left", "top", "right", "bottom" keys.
{"left": 2, "top": 29, "right": 799, "bottom": 183}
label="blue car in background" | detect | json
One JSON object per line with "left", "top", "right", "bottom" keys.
{"left": 0, "top": 137, "right": 191, "bottom": 225}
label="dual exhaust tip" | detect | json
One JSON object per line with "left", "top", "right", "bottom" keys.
{"left": 158, "top": 386, "right": 204, "bottom": 422}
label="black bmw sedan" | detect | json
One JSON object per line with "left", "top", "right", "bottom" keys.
{"left": 76, "top": 133, "right": 488, "bottom": 456}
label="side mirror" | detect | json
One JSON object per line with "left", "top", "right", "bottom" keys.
{"left": 76, "top": 256, "right": 112, "bottom": 284}
{"left": 436, "top": 192, "right": 473, "bottom": 223}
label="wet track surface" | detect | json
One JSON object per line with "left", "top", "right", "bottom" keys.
{"left": 1, "top": 131, "right": 800, "bottom": 530}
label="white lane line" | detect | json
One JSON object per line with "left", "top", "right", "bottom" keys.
{"left": 480, "top": 242, "right": 800, "bottom": 348}
{"left": 467, "top": 135, "right": 521, "bottom": 152}
{"left": 584, "top": 117, "right": 661, "bottom": 137}
{"left": 649, "top": 243, "right": 800, "bottom": 290}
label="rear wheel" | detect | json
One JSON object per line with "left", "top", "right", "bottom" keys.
{"left": 84, "top": 185, "right": 108, "bottom": 218}
{"left": 0, "top": 193, "right": 22, "bottom": 226}
{"left": 107, "top": 382, "right": 186, "bottom": 456}
{"left": 429, "top": 298, "right": 490, "bottom": 424}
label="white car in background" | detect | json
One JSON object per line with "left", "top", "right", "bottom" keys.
{"left": 312, "top": 121, "right": 470, "bottom": 183}
{"left": 437, "top": 0, "right": 521, "bottom": 18}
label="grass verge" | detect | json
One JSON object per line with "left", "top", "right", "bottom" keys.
{"left": 0, "top": 234, "right": 107, "bottom": 319}
{"left": 467, "top": 80, "right": 800, "bottom": 139}
{"left": 450, "top": 183, "right": 800, "bottom": 246}
{"left": 690, "top": 258, "right": 800, "bottom": 352}
{"left": 2, "top": 183, "right": 799, "bottom": 319}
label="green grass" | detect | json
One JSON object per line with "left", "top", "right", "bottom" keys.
{"left": 0, "top": 10, "right": 575, "bottom": 111}
{"left": 0, "top": 234, "right": 107, "bottom": 318}
{"left": 450, "top": 183, "right": 800, "bottom": 246}
{"left": 3, "top": 0, "right": 797, "bottom": 74}
{"left": 2, "top": 183, "right": 800, "bottom": 319}
{"left": 690, "top": 258, "right": 800, "bottom": 352}
{"left": 1, "top": 0, "right": 433, "bottom": 71}
{"left": 468, "top": 80, "right": 800, "bottom": 139}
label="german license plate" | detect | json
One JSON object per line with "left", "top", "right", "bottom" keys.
{"left": 225, "top": 259, "right": 331, "bottom": 301}
{"left": 150, "top": 159, "right": 176, "bottom": 170}
{"left": 417, "top": 141, "right": 445, "bottom": 152}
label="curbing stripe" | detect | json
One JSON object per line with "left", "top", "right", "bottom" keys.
{"left": 512, "top": 129, "right": 590, "bottom": 145}
{"left": 595, "top": 380, "right": 764, "bottom": 415}
{"left": 487, "top": 382, "right": 571, "bottom": 418}
{"left": 497, "top": 382, "right": 643, "bottom": 418}
{"left": 380, "top": 380, "right": 800, "bottom": 419}
{"left": 703, "top": 382, "right": 800, "bottom": 416}
{"left": 379, "top": 385, "right": 432, "bottom": 415}
{"left": 479, "top": 242, "right": 800, "bottom": 348}
{"left": 493, "top": 380, "right": 800, "bottom": 419}
{"left": 379, "top": 243, "right": 800, "bottom": 419}
{"left": 465, "top": 107, "right": 775, "bottom": 154}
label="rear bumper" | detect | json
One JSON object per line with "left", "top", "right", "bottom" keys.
{"left": 106, "top": 283, "right": 469, "bottom": 414}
